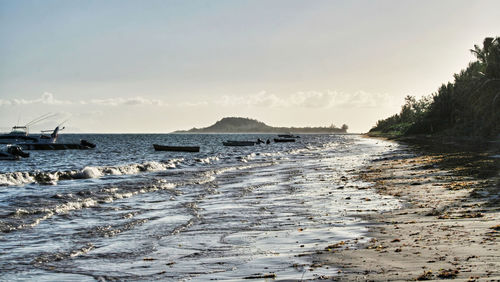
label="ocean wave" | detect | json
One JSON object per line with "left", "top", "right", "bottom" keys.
{"left": 0, "top": 181, "right": 177, "bottom": 233}
{"left": 195, "top": 156, "right": 220, "bottom": 164}
{"left": 0, "top": 159, "right": 184, "bottom": 187}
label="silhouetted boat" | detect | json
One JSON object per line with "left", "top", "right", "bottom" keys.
{"left": 0, "top": 145, "right": 30, "bottom": 160}
{"left": 19, "top": 140, "right": 96, "bottom": 150}
{"left": 153, "top": 144, "right": 200, "bottom": 152}
{"left": 274, "top": 138, "right": 295, "bottom": 143}
{"left": 278, "top": 134, "right": 300, "bottom": 138}
{"left": 222, "top": 141, "right": 255, "bottom": 146}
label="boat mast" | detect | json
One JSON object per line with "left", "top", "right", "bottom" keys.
{"left": 17, "top": 113, "right": 57, "bottom": 135}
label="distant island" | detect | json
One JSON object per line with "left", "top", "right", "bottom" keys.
{"left": 174, "top": 117, "right": 348, "bottom": 134}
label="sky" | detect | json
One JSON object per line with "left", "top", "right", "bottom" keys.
{"left": 1, "top": 0, "right": 499, "bottom": 133}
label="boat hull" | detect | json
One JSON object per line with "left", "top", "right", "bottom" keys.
{"left": 277, "top": 134, "right": 300, "bottom": 138}
{"left": 0, "top": 136, "right": 39, "bottom": 144}
{"left": 222, "top": 141, "right": 255, "bottom": 146}
{"left": 153, "top": 144, "right": 200, "bottom": 152}
{"left": 274, "top": 138, "right": 295, "bottom": 143}
{"left": 0, "top": 153, "right": 20, "bottom": 160}
{"left": 19, "top": 143, "right": 93, "bottom": 150}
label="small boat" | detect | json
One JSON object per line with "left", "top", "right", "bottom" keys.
{"left": 153, "top": 144, "right": 200, "bottom": 152}
{"left": 80, "top": 139, "right": 96, "bottom": 148}
{"left": 19, "top": 139, "right": 96, "bottom": 150}
{"left": 274, "top": 138, "right": 295, "bottom": 143}
{"left": 222, "top": 140, "right": 255, "bottom": 146}
{"left": 0, "top": 114, "right": 60, "bottom": 144}
{"left": 278, "top": 134, "right": 300, "bottom": 138}
{"left": 1, "top": 115, "right": 97, "bottom": 150}
{"left": 0, "top": 145, "right": 30, "bottom": 160}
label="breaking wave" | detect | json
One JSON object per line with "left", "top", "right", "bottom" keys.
{"left": 0, "top": 159, "right": 184, "bottom": 187}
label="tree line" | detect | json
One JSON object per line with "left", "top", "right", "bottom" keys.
{"left": 370, "top": 37, "right": 500, "bottom": 138}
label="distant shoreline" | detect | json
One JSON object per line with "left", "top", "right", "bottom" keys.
{"left": 53, "top": 132, "right": 361, "bottom": 135}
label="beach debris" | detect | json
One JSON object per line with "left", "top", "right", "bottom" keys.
{"left": 316, "top": 275, "right": 335, "bottom": 279}
{"left": 310, "top": 262, "right": 323, "bottom": 268}
{"left": 243, "top": 273, "right": 277, "bottom": 279}
{"left": 425, "top": 208, "right": 444, "bottom": 216}
{"left": 143, "top": 257, "right": 156, "bottom": 261}
{"left": 460, "top": 211, "right": 483, "bottom": 218}
{"left": 324, "top": 241, "right": 346, "bottom": 251}
{"left": 438, "top": 213, "right": 451, "bottom": 219}
{"left": 416, "top": 270, "right": 434, "bottom": 280}
{"left": 444, "top": 181, "right": 476, "bottom": 190}
{"left": 437, "top": 268, "right": 459, "bottom": 279}
{"left": 490, "top": 224, "right": 500, "bottom": 231}
{"left": 465, "top": 255, "right": 477, "bottom": 261}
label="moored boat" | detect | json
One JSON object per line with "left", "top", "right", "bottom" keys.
{"left": 278, "top": 134, "right": 300, "bottom": 138}
{"left": 0, "top": 114, "right": 60, "bottom": 144}
{"left": 222, "top": 140, "right": 255, "bottom": 146}
{"left": 19, "top": 139, "right": 96, "bottom": 150}
{"left": 153, "top": 144, "right": 200, "bottom": 152}
{"left": 274, "top": 138, "right": 295, "bottom": 143}
{"left": 0, "top": 145, "right": 30, "bottom": 160}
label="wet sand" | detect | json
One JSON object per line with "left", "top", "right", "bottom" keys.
{"left": 313, "top": 139, "right": 500, "bottom": 281}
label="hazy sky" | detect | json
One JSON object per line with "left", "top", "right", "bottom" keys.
{"left": 1, "top": 0, "right": 499, "bottom": 133}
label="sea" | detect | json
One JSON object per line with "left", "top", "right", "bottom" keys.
{"left": 0, "top": 134, "right": 402, "bottom": 281}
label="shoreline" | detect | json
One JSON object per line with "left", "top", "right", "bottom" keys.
{"left": 311, "top": 137, "right": 499, "bottom": 281}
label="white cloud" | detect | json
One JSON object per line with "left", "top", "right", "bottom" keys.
{"left": 1, "top": 90, "right": 392, "bottom": 110}
{"left": 331, "top": 91, "right": 394, "bottom": 108}
{"left": 290, "top": 90, "right": 394, "bottom": 108}
{"left": 3, "top": 92, "right": 73, "bottom": 106}
{"left": 89, "top": 96, "right": 165, "bottom": 106}
{"left": 291, "top": 91, "right": 335, "bottom": 108}
{"left": 215, "top": 91, "right": 288, "bottom": 107}
{"left": 0, "top": 92, "right": 166, "bottom": 107}
{"left": 178, "top": 101, "right": 209, "bottom": 107}
{"left": 210, "top": 90, "right": 392, "bottom": 109}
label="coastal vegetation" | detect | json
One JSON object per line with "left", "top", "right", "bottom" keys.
{"left": 175, "top": 117, "right": 348, "bottom": 134}
{"left": 370, "top": 37, "right": 500, "bottom": 138}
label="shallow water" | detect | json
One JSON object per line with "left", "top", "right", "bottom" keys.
{"left": 0, "top": 134, "right": 400, "bottom": 280}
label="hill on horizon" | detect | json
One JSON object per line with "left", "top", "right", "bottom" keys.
{"left": 175, "top": 117, "right": 348, "bottom": 134}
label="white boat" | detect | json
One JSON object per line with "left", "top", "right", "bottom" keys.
{"left": 0, "top": 114, "right": 61, "bottom": 144}
{"left": 1, "top": 114, "right": 96, "bottom": 150}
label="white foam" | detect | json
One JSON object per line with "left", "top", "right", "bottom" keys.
{"left": 196, "top": 156, "right": 220, "bottom": 164}
{"left": 0, "top": 159, "right": 185, "bottom": 187}
{"left": 0, "top": 172, "right": 35, "bottom": 186}
{"left": 78, "top": 167, "right": 103, "bottom": 179}
{"left": 54, "top": 198, "right": 98, "bottom": 214}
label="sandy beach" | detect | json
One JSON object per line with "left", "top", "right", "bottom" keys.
{"left": 313, "top": 138, "right": 500, "bottom": 281}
